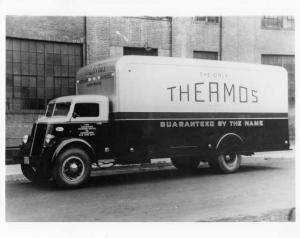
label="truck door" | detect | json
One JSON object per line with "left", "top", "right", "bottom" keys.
{"left": 71, "top": 101, "right": 112, "bottom": 159}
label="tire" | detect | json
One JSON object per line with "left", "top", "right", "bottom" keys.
{"left": 52, "top": 148, "right": 91, "bottom": 189}
{"left": 21, "top": 164, "right": 50, "bottom": 183}
{"left": 171, "top": 157, "right": 200, "bottom": 173}
{"left": 209, "top": 153, "right": 241, "bottom": 173}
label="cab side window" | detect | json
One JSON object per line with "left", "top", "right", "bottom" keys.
{"left": 73, "top": 103, "right": 99, "bottom": 117}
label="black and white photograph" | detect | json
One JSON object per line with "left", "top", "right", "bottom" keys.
{"left": 1, "top": 0, "right": 298, "bottom": 237}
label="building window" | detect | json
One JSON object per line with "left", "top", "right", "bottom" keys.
{"left": 123, "top": 47, "right": 158, "bottom": 56}
{"left": 193, "top": 51, "right": 218, "bottom": 60}
{"left": 261, "top": 55, "right": 295, "bottom": 105}
{"left": 194, "top": 16, "right": 219, "bottom": 24}
{"left": 6, "top": 38, "right": 83, "bottom": 111}
{"left": 126, "top": 16, "right": 171, "bottom": 21}
{"left": 262, "top": 16, "right": 294, "bottom": 30}
{"left": 284, "top": 16, "right": 295, "bottom": 29}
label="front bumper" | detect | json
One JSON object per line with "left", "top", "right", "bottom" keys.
{"left": 16, "top": 142, "right": 55, "bottom": 166}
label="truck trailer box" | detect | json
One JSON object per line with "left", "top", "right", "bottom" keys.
{"left": 18, "top": 56, "right": 289, "bottom": 188}
{"left": 76, "top": 56, "right": 289, "bottom": 155}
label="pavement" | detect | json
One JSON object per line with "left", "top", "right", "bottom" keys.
{"left": 5, "top": 158, "right": 175, "bottom": 183}
{"left": 6, "top": 142, "right": 295, "bottom": 220}
{"left": 6, "top": 149, "right": 295, "bottom": 222}
{"left": 6, "top": 144, "right": 295, "bottom": 222}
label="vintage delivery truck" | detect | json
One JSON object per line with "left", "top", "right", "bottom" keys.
{"left": 17, "top": 56, "right": 290, "bottom": 188}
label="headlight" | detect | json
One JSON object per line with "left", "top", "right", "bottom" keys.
{"left": 22, "top": 135, "right": 28, "bottom": 144}
{"left": 45, "top": 134, "right": 55, "bottom": 144}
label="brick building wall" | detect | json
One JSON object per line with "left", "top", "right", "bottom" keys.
{"left": 222, "top": 16, "right": 294, "bottom": 63}
{"left": 86, "top": 17, "right": 110, "bottom": 64}
{"left": 171, "top": 17, "right": 220, "bottom": 58}
{"left": 6, "top": 16, "right": 85, "bottom": 147}
{"left": 86, "top": 17, "right": 172, "bottom": 62}
{"left": 6, "top": 16, "right": 85, "bottom": 43}
{"left": 6, "top": 113, "right": 42, "bottom": 147}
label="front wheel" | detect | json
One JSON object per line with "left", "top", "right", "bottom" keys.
{"left": 209, "top": 153, "right": 241, "bottom": 173}
{"left": 52, "top": 148, "right": 91, "bottom": 189}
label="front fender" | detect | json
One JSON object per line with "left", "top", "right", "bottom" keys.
{"left": 51, "top": 138, "right": 96, "bottom": 163}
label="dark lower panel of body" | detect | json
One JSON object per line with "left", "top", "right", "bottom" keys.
{"left": 112, "top": 117, "right": 289, "bottom": 162}
{"left": 15, "top": 115, "right": 290, "bottom": 166}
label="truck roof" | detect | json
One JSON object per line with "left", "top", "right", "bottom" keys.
{"left": 134, "top": 56, "right": 285, "bottom": 74}
{"left": 77, "top": 56, "right": 287, "bottom": 77}
{"left": 49, "top": 95, "right": 108, "bottom": 104}
{"left": 76, "top": 57, "right": 119, "bottom": 79}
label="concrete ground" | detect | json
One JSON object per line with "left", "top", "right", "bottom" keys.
{"left": 5, "top": 146, "right": 295, "bottom": 222}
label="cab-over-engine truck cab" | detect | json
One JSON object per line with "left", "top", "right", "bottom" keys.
{"left": 18, "top": 56, "right": 290, "bottom": 189}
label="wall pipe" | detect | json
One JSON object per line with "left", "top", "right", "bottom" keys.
{"left": 219, "top": 16, "right": 222, "bottom": 60}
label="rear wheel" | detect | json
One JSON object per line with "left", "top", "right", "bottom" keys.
{"left": 52, "top": 148, "right": 91, "bottom": 189}
{"left": 171, "top": 157, "right": 200, "bottom": 173}
{"left": 209, "top": 153, "right": 241, "bottom": 173}
{"left": 21, "top": 164, "right": 51, "bottom": 183}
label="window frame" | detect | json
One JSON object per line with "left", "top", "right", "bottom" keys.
{"left": 52, "top": 102, "right": 72, "bottom": 117}
{"left": 193, "top": 50, "right": 219, "bottom": 60}
{"left": 70, "top": 101, "right": 102, "bottom": 122}
{"left": 123, "top": 46, "right": 158, "bottom": 56}
{"left": 261, "top": 16, "right": 295, "bottom": 30}
{"left": 73, "top": 103, "right": 100, "bottom": 118}
{"left": 194, "top": 16, "right": 220, "bottom": 24}
{"left": 6, "top": 37, "right": 83, "bottom": 112}
{"left": 124, "top": 16, "right": 171, "bottom": 21}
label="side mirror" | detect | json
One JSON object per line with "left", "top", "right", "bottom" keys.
{"left": 72, "top": 112, "right": 78, "bottom": 118}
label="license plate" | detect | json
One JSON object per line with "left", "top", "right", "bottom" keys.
{"left": 24, "top": 156, "right": 30, "bottom": 164}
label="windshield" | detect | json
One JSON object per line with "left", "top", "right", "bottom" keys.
{"left": 45, "top": 103, "right": 55, "bottom": 117}
{"left": 45, "top": 102, "right": 71, "bottom": 117}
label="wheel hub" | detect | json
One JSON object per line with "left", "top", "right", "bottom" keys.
{"left": 69, "top": 162, "right": 79, "bottom": 173}
{"left": 225, "top": 154, "right": 236, "bottom": 164}
{"left": 62, "top": 156, "right": 85, "bottom": 182}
